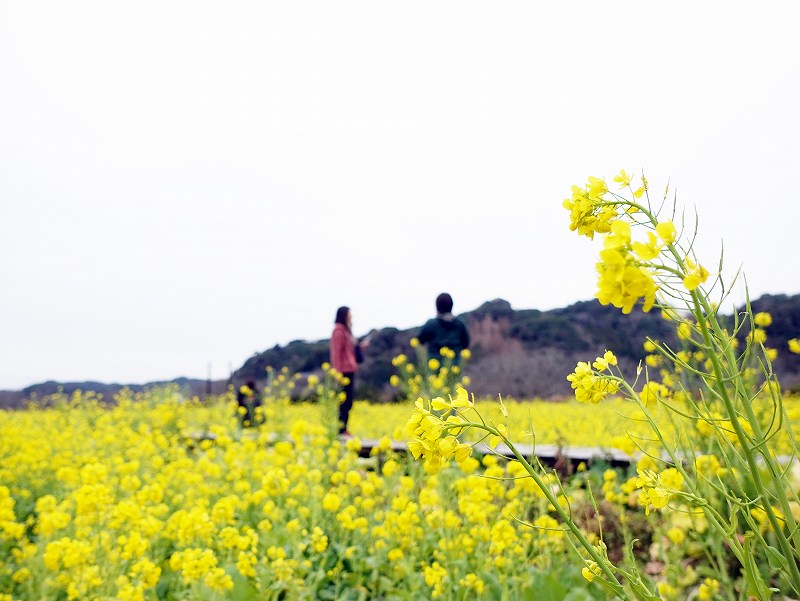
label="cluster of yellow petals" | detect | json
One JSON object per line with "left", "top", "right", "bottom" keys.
{"left": 635, "top": 468, "right": 684, "bottom": 515}
{"left": 7, "top": 384, "right": 800, "bottom": 600}
{"left": 406, "top": 388, "right": 474, "bottom": 468}
{"left": 390, "top": 344, "right": 472, "bottom": 400}
{"left": 566, "top": 351, "right": 620, "bottom": 404}
{"left": 565, "top": 172, "right": 716, "bottom": 309}
{"left": 640, "top": 380, "right": 670, "bottom": 407}
{"left": 754, "top": 312, "right": 773, "bottom": 328}
{"left": 693, "top": 455, "right": 729, "bottom": 479}
{"left": 581, "top": 560, "right": 603, "bottom": 582}
{"left": 562, "top": 176, "right": 618, "bottom": 239}
{"left": 8, "top": 380, "right": 800, "bottom": 601}
{"left": 698, "top": 578, "right": 721, "bottom": 601}
{"left": 682, "top": 258, "right": 710, "bottom": 291}
{"left": 596, "top": 220, "right": 664, "bottom": 314}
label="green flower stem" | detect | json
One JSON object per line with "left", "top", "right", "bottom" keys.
{"left": 617, "top": 380, "right": 780, "bottom": 600}
{"left": 699, "top": 541, "right": 737, "bottom": 601}
{"left": 615, "top": 380, "right": 747, "bottom": 552}
{"left": 690, "top": 291, "right": 800, "bottom": 591}
{"left": 625, "top": 197, "right": 800, "bottom": 590}
{"left": 572, "top": 185, "right": 800, "bottom": 595}
{"left": 696, "top": 293, "right": 798, "bottom": 466}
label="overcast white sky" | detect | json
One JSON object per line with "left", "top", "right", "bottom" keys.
{"left": 1, "top": 2, "right": 799, "bottom": 390}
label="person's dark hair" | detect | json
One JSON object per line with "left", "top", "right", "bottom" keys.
{"left": 436, "top": 293, "right": 453, "bottom": 314}
{"left": 335, "top": 306, "right": 351, "bottom": 328}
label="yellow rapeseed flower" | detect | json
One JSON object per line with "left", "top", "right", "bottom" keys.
{"left": 655, "top": 220, "right": 677, "bottom": 244}
{"left": 563, "top": 177, "right": 617, "bottom": 239}
{"left": 660, "top": 467, "right": 684, "bottom": 490}
{"left": 322, "top": 493, "right": 342, "bottom": 512}
{"left": 487, "top": 424, "right": 508, "bottom": 449}
{"left": 666, "top": 527, "right": 685, "bottom": 545}
{"left": 694, "top": 455, "right": 725, "bottom": 478}
{"left": 682, "top": 258, "right": 709, "bottom": 291}
{"left": 645, "top": 354, "right": 661, "bottom": 368}
{"left": 640, "top": 381, "right": 668, "bottom": 407}
{"left": 592, "top": 350, "right": 618, "bottom": 371}
{"left": 596, "top": 247, "right": 658, "bottom": 313}
{"left": 567, "top": 360, "right": 620, "bottom": 404}
{"left": 677, "top": 321, "right": 692, "bottom": 341}
{"left": 754, "top": 311, "right": 772, "bottom": 327}
{"left": 204, "top": 567, "right": 234, "bottom": 592}
{"left": 431, "top": 387, "right": 472, "bottom": 412}
{"left": 631, "top": 231, "right": 662, "bottom": 261}
{"left": 698, "top": 578, "right": 720, "bottom": 601}
{"left": 613, "top": 169, "right": 632, "bottom": 188}
{"left": 581, "top": 560, "right": 602, "bottom": 582}
{"left": 657, "top": 582, "right": 679, "bottom": 600}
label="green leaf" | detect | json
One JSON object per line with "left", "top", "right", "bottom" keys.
{"left": 742, "top": 532, "right": 773, "bottom": 599}
{"left": 765, "top": 544, "right": 786, "bottom": 571}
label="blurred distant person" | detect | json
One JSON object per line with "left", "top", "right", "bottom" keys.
{"left": 330, "top": 306, "right": 369, "bottom": 436}
{"left": 418, "top": 292, "right": 470, "bottom": 361}
{"left": 236, "top": 380, "right": 262, "bottom": 427}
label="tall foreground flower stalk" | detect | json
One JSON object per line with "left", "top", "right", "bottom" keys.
{"left": 564, "top": 171, "right": 800, "bottom": 595}
{"left": 406, "top": 172, "right": 800, "bottom": 600}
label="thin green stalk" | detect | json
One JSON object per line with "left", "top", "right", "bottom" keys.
{"left": 631, "top": 195, "right": 800, "bottom": 594}
{"left": 691, "top": 292, "right": 800, "bottom": 594}
{"left": 616, "top": 380, "right": 749, "bottom": 553}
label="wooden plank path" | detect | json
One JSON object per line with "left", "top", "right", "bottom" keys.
{"left": 353, "top": 438, "right": 633, "bottom": 468}
{"left": 187, "top": 431, "right": 635, "bottom": 468}
{"left": 351, "top": 438, "right": 797, "bottom": 468}
{"left": 187, "top": 431, "right": 797, "bottom": 469}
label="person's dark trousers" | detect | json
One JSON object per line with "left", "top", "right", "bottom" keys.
{"left": 339, "top": 372, "right": 355, "bottom": 433}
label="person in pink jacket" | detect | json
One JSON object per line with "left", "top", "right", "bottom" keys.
{"left": 330, "top": 306, "right": 367, "bottom": 436}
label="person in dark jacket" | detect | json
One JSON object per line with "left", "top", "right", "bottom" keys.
{"left": 418, "top": 292, "right": 470, "bottom": 361}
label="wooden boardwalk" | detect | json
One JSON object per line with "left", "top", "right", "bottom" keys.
{"left": 191, "top": 431, "right": 798, "bottom": 468}
{"left": 188, "top": 431, "right": 635, "bottom": 468}
{"left": 351, "top": 437, "right": 634, "bottom": 468}
{"left": 351, "top": 438, "right": 797, "bottom": 468}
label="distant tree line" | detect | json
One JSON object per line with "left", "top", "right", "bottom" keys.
{"left": 3, "top": 294, "right": 798, "bottom": 408}
{"left": 233, "top": 294, "right": 800, "bottom": 400}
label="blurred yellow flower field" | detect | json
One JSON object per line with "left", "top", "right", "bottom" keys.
{"left": 0, "top": 387, "right": 613, "bottom": 601}
{"left": 2, "top": 384, "right": 800, "bottom": 600}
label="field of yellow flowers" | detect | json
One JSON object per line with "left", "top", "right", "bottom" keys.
{"left": 3, "top": 383, "right": 800, "bottom": 601}
{"left": 0, "top": 386, "right": 622, "bottom": 601}
{"left": 5, "top": 170, "right": 800, "bottom": 600}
